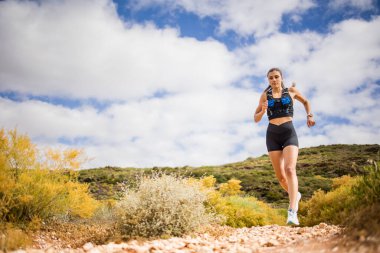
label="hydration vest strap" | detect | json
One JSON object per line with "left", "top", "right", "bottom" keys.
{"left": 267, "top": 87, "right": 289, "bottom": 100}
{"left": 267, "top": 87, "right": 273, "bottom": 99}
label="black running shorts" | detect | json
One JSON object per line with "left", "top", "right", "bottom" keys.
{"left": 266, "top": 121, "right": 299, "bottom": 152}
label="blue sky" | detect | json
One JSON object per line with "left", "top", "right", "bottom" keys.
{"left": 0, "top": 0, "right": 379, "bottom": 168}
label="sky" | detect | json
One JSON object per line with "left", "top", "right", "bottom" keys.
{"left": 0, "top": 0, "right": 379, "bottom": 168}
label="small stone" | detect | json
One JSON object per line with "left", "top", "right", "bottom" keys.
{"left": 88, "top": 248, "right": 102, "bottom": 253}
{"left": 83, "top": 242, "right": 94, "bottom": 251}
{"left": 136, "top": 245, "right": 150, "bottom": 253}
{"left": 263, "top": 239, "right": 280, "bottom": 247}
{"left": 45, "top": 248, "right": 56, "bottom": 253}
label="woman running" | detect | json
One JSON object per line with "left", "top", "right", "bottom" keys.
{"left": 254, "top": 67, "right": 315, "bottom": 225}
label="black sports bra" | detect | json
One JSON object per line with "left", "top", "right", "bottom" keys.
{"left": 266, "top": 87, "right": 294, "bottom": 120}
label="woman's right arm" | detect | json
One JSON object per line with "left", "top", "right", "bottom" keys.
{"left": 254, "top": 92, "right": 267, "bottom": 123}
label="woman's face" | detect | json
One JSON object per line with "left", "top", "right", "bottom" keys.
{"left": 267, "top": 70, "right": 282, "bottom": 89}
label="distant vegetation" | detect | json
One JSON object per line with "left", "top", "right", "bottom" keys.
{"left": 79, "top": 144, "right": 380, "bottom": 207}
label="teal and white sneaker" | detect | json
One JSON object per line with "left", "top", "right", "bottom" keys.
{"left": 295, "top": 192, "right": 302, "bottom": 212}
{"left": 287, "top": 209, "right": 299, "bottom": 226}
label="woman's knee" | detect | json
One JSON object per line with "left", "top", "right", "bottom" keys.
{"left": 285, "top": 166, "right": 296, "bottom": 177}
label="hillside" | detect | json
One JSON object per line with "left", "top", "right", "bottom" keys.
{"left": 78, "top": 144, "right": 380, "bottom": 207}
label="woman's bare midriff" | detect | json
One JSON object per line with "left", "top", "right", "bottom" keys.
{"left": 269, "top": 117, "right": 293, "bottom": 125}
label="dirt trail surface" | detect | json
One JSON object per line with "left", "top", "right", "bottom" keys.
{"left": 12, "top": 223, "right": 379, "bottom": 253}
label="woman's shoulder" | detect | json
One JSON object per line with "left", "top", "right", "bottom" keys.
{"left": 288, "top": 86, "right": 299, "bottom": 93}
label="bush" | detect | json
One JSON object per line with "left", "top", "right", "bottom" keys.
{"left": 219, "top": 178, "right": 243, "bottom": 196}
{"left": 299, "top": 162, "right": 380, "bottom": 238}
{"left": 351, "top": 161, "right": 380, "bottom": 206}
{"left": 208, "top": 194, "right": 285, "bottom": 227}
{"left": 116, "top": 173, "right": 216, "bottom": 238}
{"left": 298, "top": 179, "right": 357, "bottom": 226}
{"left": 0, "top": 128, "right": 99, "bottom": 224}
{"left": 346, "top": 162, "right": 380, "bottom": 238}
{"left": 201, "top": 176, "right": 285, "bottom": 227}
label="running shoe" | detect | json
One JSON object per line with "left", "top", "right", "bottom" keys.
{"left": 287, "top": 209, "right": 299, "bottom": 226}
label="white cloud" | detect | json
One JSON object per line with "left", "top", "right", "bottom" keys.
{"left": 128, "top": 0, "right": 315, "bottom": 37}
{"left": 0, "top": 0, "right": 244, "bottom": 100}
{"left": 242, "top": 17, "right": 380, "bottom": 86}
{"left": 235, "top": 31, "right": 322, "bottom": 78}
{"left": 0, "top": 97, "right": 109, "bottom": 143}
{"left": 0, "top": 86, "right": 263, "bottom": 167}
{"left": 289, "top": 17, "right": 380, "bottom": 123}
{"left": 293, "top": 18, "right": 380, "bottom": 92}
{"left": 322, "top": 124, "right": 380, "bottom": 144}
{"left": 347, "top": 107, "right": 380, "bottom": 129}
{"left": 0, "top": 0, "right": 260, "bottom": 167}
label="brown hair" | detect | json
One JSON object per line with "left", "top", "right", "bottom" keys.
{"left": 267, "top": 67, "right": 283, "bottom": 77}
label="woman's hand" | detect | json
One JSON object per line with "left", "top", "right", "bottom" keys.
{"left": 307, "top": 116, "right": 315, "bottom": 128}
{"left": 261, "top": 100, "right": 268, "bottom": 112}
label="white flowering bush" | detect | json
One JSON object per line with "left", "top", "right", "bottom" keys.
{"left": 116, "top": 173, "right": 216, "bottom": 238}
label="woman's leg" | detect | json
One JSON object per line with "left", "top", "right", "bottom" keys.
{"left": 268, "top": 150, "right": 288, "bottom": 192}
{"left": 282, "top": 145, "right": 299, "bottom": 210}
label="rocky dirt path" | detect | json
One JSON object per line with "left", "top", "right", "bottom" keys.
{"left": 12, "top": 223, "right": 379, "bottom": 253}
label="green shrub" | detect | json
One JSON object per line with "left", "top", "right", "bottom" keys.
{"left": 298, "top": 175, "right": 358, "bottom": 226}
{"left": 298, "top": 179, "right": 357, "bottom": 226}
{"left": 352, "top": 162, "right": 380, "bottom": 206}
{"left": 0, "top": 128, "right": 99, "bottom": 224}
{"left": 116, "top": 173, "right": 216, "bottom": 238}
{"left": 208, "top": 194, "right": 285, "bottom": 227}
{"left": 219, "top": 178, "right": 243, "bottom": 196}
{"left": 300, "top": 162, "right": 380, "bottom": 238}
{"left": 347, "top": 162, "right": 380, "bottom": 238}
{"left": 201, "top": 176, "right": 285, "bottom": 227}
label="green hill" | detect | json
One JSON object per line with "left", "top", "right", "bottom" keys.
{"left": 78, "top": 144, "right": 380, "bottom": 207}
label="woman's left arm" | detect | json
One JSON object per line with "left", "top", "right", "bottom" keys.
{"left": 289, "top": 86, "right": 315, "bottom": 128}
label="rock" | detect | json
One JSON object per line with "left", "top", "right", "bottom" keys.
{"left": 82, "top": 242, "right": 94, "bottom": 251}
{"left": 88, "top": 248, "right": 102, "bottom": 253}
{"left": 263, "top": 239, "right": 280, "bottom": 247}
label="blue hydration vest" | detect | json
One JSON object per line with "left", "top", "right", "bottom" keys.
{"left": 266, "top": 87, "right": 294, "bottom": 120}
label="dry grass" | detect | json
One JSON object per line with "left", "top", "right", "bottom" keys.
{"left": 33, "top": 220, "right": 117, "bottom": 249}
{"left": 0, "top": 224, "right": 32, "bottom": 251}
